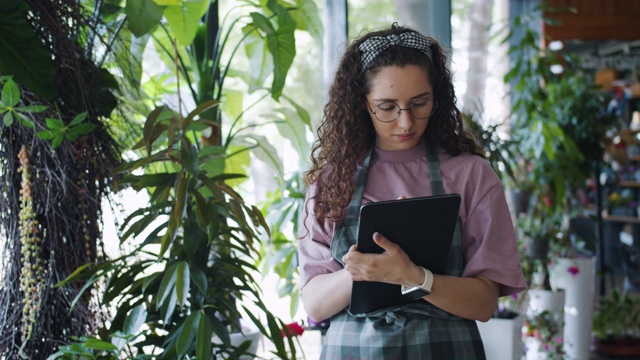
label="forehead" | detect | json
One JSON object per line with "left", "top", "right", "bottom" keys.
{"left": 366, "top": 65, "right": 432, "bottom": 99}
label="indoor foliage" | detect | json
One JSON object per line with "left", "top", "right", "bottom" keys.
{"left": 0, "top": 1, "right": 121, "bottom": 358}
{"left": 0, "top": 0, "right": 321, "bottom": 358}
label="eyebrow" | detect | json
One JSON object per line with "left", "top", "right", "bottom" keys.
{"left": 371, "top": 92, "right": 433, "bottom": 102}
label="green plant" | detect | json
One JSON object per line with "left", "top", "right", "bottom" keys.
{"left": 1, "top": 1, "right": 122, "bottom": 358}
{"left": 258, "top": 171, "right": 307, "bottom": 317}
{"left": 47, "top": 305, "right": 148, "bottom": 360}
{"left": 54, "top": 100, "right": 297, "bottom": 359}
{"left": 593, "top": 289, "right": 640, "bottom": 341}
{"left": 44, "top": 1, "right": 322, "bottom": 358}
{"left": 36, "top": 111, "right": 96, "bottom": 148}
{"left": 502, "top": 5, "right": 617, "bottom": 292}
{"left": 0, "top": 77, "right": 48, "bottom": 127}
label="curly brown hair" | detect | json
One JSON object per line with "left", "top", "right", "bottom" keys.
{"left": 305, "top": 24, "right": 483, "bottom": 222}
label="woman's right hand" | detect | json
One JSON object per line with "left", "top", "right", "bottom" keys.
{"left": 342, "top": 232, "right": 425, "bottom": 287}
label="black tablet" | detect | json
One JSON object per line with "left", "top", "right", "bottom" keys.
{"left": 349, "top": 193, "right": 461, "bottom": 315}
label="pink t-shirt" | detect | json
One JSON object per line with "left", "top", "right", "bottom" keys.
{"left": 298, "top": 144, "right": 527, "bottom": 297}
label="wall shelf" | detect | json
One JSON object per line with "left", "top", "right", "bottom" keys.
{"left": 602, "top": 210, "right": 640, "bottom": 224}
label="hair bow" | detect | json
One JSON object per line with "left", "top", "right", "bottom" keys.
{"left": 358, "top": 32, "right": 433, "bottom": 71}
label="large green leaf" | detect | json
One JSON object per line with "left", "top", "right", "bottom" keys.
{"left": 126, "top": 0, "right": 164, "bottom": 37}
{"left": 276, "top": 106, "right": 310, "bottom": 162}
{"left": 288, "top": 0, "right": 323, "bottom": 47}
{"left": 0, "top": 2, "right": 57, "bottom": 99}
{"left": 238, "top": 134, "right": 283, "bottom": 184}
{"left": 242, "top": 24, "right": 272, "bottom": 93}
{"left": 164, "top": 0, "right": 209, "bottom": 46}
{"left": 264, "top": 0, "right": 297, "bottom": 100}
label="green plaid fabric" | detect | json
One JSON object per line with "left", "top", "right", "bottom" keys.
{"left": 324, "top": 143, "right": 485, "bottom": 360}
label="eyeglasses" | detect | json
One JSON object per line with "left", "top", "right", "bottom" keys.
{"left": 367, "top": 98, "right": 437, "bottom": 123}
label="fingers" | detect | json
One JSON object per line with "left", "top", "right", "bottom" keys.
{"left": 372, "top": 232, "right": 398, "bottom": 252}
{"left": 397, "top": 195, "right": 407, "bottom": 200}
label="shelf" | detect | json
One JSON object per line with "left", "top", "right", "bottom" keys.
{"left": 618, "top": 180, "right": 640, "bottom": 187}
{"left": 602, "top": 210, "right": 640, "bottom": 223}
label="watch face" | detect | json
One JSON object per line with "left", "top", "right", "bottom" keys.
{"left": 401, "top": 286, "right": 430, "bottom": 300}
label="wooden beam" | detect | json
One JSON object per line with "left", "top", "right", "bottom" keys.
{"left": 543, "top": 0, "right": 640, "bottom": 41}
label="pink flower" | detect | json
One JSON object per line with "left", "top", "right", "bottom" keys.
{"left": 281, "top": 322, "right": 305, "bottom": 338}
{"left": 568, "top": 266, "right": 580, "bottom": 277}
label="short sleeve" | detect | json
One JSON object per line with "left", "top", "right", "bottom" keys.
{"left": 459, "top": 164, "right": 527, "bottom": 296}
{"left": 297, "top": 182, "right": 343, "bottom": 289}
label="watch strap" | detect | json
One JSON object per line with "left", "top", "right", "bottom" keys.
{"left": 418, "top": 266, "right": 433, "bottom": 293}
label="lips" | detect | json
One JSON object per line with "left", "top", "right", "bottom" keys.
{"left": 396, "top": 133, "right": 415, "bottom": 141}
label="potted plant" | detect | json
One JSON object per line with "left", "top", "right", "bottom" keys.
{"left": 592, "top": 289, "right": 640, "bottom": 358}
{"left": 46, "top": 1, "right": 322, "bottom": 359}
{"left": 476, "top": 294, "right": 525, "bottom": 360}
{"left": 503, "top": 6, "right": 617, "bottom": 358}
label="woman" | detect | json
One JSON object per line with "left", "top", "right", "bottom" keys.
{"left": 298, "top": 24, "right": 526, "bottom": 359}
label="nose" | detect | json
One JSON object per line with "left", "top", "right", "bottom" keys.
{"left": 396, "top": 108, "right": 414, "bottom": 128}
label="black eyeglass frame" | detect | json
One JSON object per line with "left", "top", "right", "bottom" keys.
{"left": 367, "top": 99, "right": 438, "bottom": 123}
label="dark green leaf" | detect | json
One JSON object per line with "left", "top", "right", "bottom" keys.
{"left": 83, "top": 337, "right": 118, "bottom": 351}
{"left": 195, "top": 313, "right": 213, "bottom": 360}
{"left": 190, "top": 267, "right": 208, "bottom": 294}
{"left": 180, "top": 141, "right": 200, "bottom": 175}
{"left": 183, "top": 99, "right": 219, "bottom": 128}
{"left": 126, "top": 0, "right": 164, "bottom": 37}
{"left": 157, "top": 262, "right": 178, "bottom": 308}
{"left": 66, "top": 132, "right": 78, "bottom": 142}
{"left": 175, "top": 261, "right": 190, "bottom": 308}
{"left": 264, "top": 0, "right": 297, "bottom": 100}
{"left": 0, "top": 6, "right": 57, "bottom": 99}
{"left": 183, "top": 220, "right": 205, "bottom": 257}
{"left": 160, "top": 285, "right": 177, "bottom": 325}
{"left": 70, "top": 123, "right": 98, "bottom": 135}
{"left": 142, "top": 105, "right": 168, "bottom": 154}
{"left": 176, "top": 311, "right": 201, "bottom": 357}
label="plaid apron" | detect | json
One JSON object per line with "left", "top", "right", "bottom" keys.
{"left": 323, "top": 144, "right": 486, "bottom": 360}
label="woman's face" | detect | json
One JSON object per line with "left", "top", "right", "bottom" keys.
{"left": 365, "top": 65, "right": 434, "bottom": 151}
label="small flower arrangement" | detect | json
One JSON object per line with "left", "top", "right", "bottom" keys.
{"left": 607, "top": 191, "right": 633, "bottom": 208}
{"left": 607, "top": 189, "right": 638, "bottom": 216}
{"left": 524, "top": 310, "right": 565, "bottom": 359}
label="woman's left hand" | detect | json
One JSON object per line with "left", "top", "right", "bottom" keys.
{"left": 341, "top": 232, "right": 421, "bottom": 286}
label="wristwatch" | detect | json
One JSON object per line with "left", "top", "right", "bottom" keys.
{"left": 401, "top": 266, "right": 433, "bottom": 300}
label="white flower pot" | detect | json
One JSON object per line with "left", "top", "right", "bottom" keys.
{"left": 476, "top": 313, "right": 523, "bottom": 360}
{"left": 549, "top": 256, "right": 596, "bottom": 360}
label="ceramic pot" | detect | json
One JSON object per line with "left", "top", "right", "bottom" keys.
{"left": 549, "top": 256, "right": 596, "bottom": 360}
{"left": 477, "top": 312, "right": 523, "bottom": 360}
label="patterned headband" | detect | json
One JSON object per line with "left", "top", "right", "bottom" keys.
{"left": 358, "top": 32, "right": 433, "bottom": 72}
